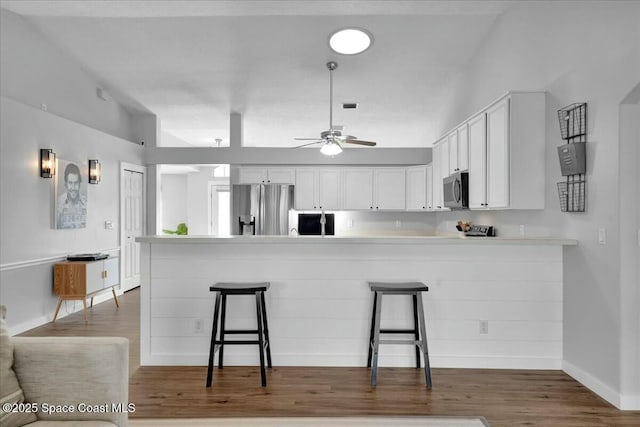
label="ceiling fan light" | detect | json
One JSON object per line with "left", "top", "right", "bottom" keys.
{"left": 320, "top": 141, "right": 343, "bottom": 156}
{"left": 329, "top": 28, "right": 372, "bottom": 55}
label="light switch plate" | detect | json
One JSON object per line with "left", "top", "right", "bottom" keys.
{"left": 598, "top": 228, "right": 606, "bottom": 245}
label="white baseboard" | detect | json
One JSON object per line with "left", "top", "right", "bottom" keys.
{"left": 142, "top": 352, "right": 561, "bottom": 370}
{"left": 9, "top": 290, "right": 122, "bottom": 336}
{"left": 619, "top": 394, "right": 640, "bottom": 411}
{"left": 562, "top": 360, "right": 623, "bottom": 409}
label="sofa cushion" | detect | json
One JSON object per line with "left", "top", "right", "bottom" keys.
{"left": 0, "top": 305, "right": 38, "bottom": 427}
{"left": 21, "top": 422, "right": 117, "bottom": 426}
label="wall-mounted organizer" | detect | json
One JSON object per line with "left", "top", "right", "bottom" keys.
{"left": 556, "top": 102, "right": 587, "bottom": 212}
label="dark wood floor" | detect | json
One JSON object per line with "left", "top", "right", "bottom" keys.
{"left": 19, "top": 289, "right": 640, "bottom": 426}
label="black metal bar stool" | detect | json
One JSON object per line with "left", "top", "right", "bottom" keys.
{"left": 366, "top": 281, "right": 432, "bottom": 388}
{"left": 206, "top": 282, "right": 272, "bottom": 387}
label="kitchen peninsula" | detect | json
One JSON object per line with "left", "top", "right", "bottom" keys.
{"left": 137, "top": 235, "right": 576, "bottom": 369}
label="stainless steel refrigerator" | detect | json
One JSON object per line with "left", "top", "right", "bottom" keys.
{"left": 231, "top": 184, "right": 294, "bottom": 235}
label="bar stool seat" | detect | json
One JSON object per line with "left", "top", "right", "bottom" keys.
{"left": 206, "top": 282, "right": 272, "bottom": 387}
{"left": 367, "top": 281, "right": 432, "bottom": 388}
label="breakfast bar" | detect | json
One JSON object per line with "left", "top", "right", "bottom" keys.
{"left": 137, "top": 235, "right": 576, "bottom": 370}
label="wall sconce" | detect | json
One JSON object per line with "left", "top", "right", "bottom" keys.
{"left": 88, "top": 159, "right": 101, "bottom": 184}
{"left": 40, "top": 149, "right": 56, "bottom": 178}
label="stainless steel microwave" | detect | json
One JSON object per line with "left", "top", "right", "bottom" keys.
{"left": 443, "top": 171, "right": 469, "bottom": 209}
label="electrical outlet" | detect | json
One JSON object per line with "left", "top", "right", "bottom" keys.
{"left": 194, "top": 318, "right": 204, "bottom": 334}
{"left": 519, "top": 225, "right": 525, "bottom": 236}
{"left": 395, "top": 220, "right": 402, "bottom": 228}
{"left": 347, "top": 219, "right": 354, "bottom": 228}
{"left": 598, "top": 228, "right": 606, "bottom": 245}
{"left": 41, "top": 103, "right": 47, "bottom": 112}
{"left": 479, "top": 320, "right": 489, "bottom": 334}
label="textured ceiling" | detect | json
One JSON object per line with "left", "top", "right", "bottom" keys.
{"left": 1, "top": 1, "right": 511, "bottom": 147}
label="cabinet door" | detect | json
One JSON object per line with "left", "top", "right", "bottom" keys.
{"left": 448, "top": 131, "right": 458, "bottom": 174}
{"left": 317, "top": 169, "right": 341, "bottom": 210}
{"left": 432, "top": 144, "right": 442, "bottom": 209}
{"left": 294, "top": 168, "right": 317, "bottom": 209}
{"left": 238, "top": 167, "right": 268, "bottom": 184}
{"left": 342, "top": 168, "right": 373, "bottom": 210}
{"left": 486, "top": 98, "right": 510, "bottom": 208}
{"left": 374, "top": 168, "right": 405, "bottom": 210}
{"left": 406, "top": 166, "right": 427, "bottom": 210}
{"left": 267, "top": 168, "right": 295, "bottom": 184}
{"left": 426, "top": 164, "right": 434, "bottom": 210}
{"left": 468, "top": 113, "right": 487, "bottom": 209}
{"left": 457, "top": 123, "right": 469, "bottom": 171}
{"left": 85, "top": 262, "right": 105, "bottom": 294}
{"left": 103, "top": 257, "right": 119, "bottom": 288}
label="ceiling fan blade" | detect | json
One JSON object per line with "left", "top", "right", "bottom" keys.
{"left": 343, "top": 139, "right": 377, "bottom": 146}
{"left": 339, "top": 135, "right": 358, "bottom": 140}
{"left": 294, "top": 141, "right": 323, "bottom": 148}
{"left": 294, "top": 138, "right": 323, "bottom": 141}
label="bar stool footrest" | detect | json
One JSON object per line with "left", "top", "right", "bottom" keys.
{"left": 379, "top": 329, "right": 418, "bottom": 334}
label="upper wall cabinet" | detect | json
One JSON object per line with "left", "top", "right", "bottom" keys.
{"left": 373, "top": 168, "right": 406, "bottom": 210}
{"left": 431, "top": 140, "right": 449, "bottom": 211}
{"left": 342, "top": 168, "right": 374, "bottom": 210}
{"left": 294, "top": 168, "right": 341, "bottom": 210}
{"left": 406, "top": 166, "right": 428, "bottom": 210}
{"left": 406, "top": 165, "right": 434, "bottom": 211}
{"left": 238, "top": 167, "right": 295, "bottom": 184}
{"left": 467, "top": 92, "right": 546, "bottom": 210}
{"left": 456, "top": 123, "right": 469, "bottom": 172}
{"left": 468, "top": 113, "right": 487, "bottom": 209}
{"left": 342, "top": 167, "right": 406, "bottom": 210}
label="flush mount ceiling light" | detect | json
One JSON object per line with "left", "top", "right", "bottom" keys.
{"left": 329, "top": 28, "right": 373, "bottom": 55}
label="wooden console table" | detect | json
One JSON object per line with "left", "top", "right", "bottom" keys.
{"left": 53, "top": 257, "right": 120, "bottom": 322}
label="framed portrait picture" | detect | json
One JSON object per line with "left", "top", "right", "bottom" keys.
{"left": 55, "top": 159, "right": 87, "bottom": 229}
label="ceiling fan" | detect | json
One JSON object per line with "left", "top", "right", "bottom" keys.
{"left": 294, "top": 61, "right": 377, "bottom": 155}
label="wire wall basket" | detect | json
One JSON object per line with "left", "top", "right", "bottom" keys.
{"left": 557, "top": 102, "right": 587, "bottom": 213}
{"left": 558, "top": 103, "right": 587, "bottom": 140}
{"left": 557, "top": 179, "right": 586, "bottom": 212}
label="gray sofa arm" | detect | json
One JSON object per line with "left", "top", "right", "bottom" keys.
{"left": 12, "top": 337, "right": 129, "bottom": 427}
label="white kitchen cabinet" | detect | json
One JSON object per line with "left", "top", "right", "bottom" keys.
{"left": 448, "top": 130, "right": 458, "bottom": 175}
{"left": 431, "top": 140, "right": 450, "bottom": 211}
{"left": 317, "top": 169, "right": 341, "bottom": 210}
{"left": 426, "top": 164, "right": 434, "bottom": 210}
{"left": 294, "top": 168, "right": 341, "bottom": 210}
{"left": 406, "top": 166, "right": 428, "bottom": 210}
{"left": 294, "top": 168, "right": 316, "bottom": 209}
{"left": 486, "top": 98, "right": 510, "bottom": 208}
{"left": 342, "top": 168, "right": 373, "bottom": 210}
{"left": 457, "top": 123, "right": 469, "bottom": 172}
{"left": 468, "top": 112, "right": 487, "bottom": 209}
{"left": 373, "top": 168, "right": 405, "bottom": 210}
{"left": 467, "top": 92, "right": 546, "bottom": 210}
{"left": 238, "top": 167, "right": 295, "bottom": 184}
{"left": 431, "top": 144, "right": 443, "bottom": 210}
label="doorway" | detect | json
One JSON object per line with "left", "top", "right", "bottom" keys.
{"left": 120, "top": 163, "right": 146, "bottom": 292}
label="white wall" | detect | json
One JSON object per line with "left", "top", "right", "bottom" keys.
{"left": 187, "top": 167, "right": 216, "bottom": 235}
{"left": 0, "top": 96, "right": 144, "bottom": 332}
{"left": 0, "top": 10, "right": 146, "bottom": 333}
{"left": 0, "top": 9, "right": 137, "bottom": 142}
{"left": 619, "top": 101, "right": 640, "bottom": 407}
{"left": 431, "top": 1, "right": 640, "bottom": 408}
{"left": 160, "top": 175, "right": 188, "bottom": 231}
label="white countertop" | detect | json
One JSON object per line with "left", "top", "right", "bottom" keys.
{"left": 136, "top": 235, "right": 577, "bottom": 246}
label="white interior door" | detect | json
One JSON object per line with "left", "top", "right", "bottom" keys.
{"left": 121, "top": 166, "right": 145, "bottom": 292}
